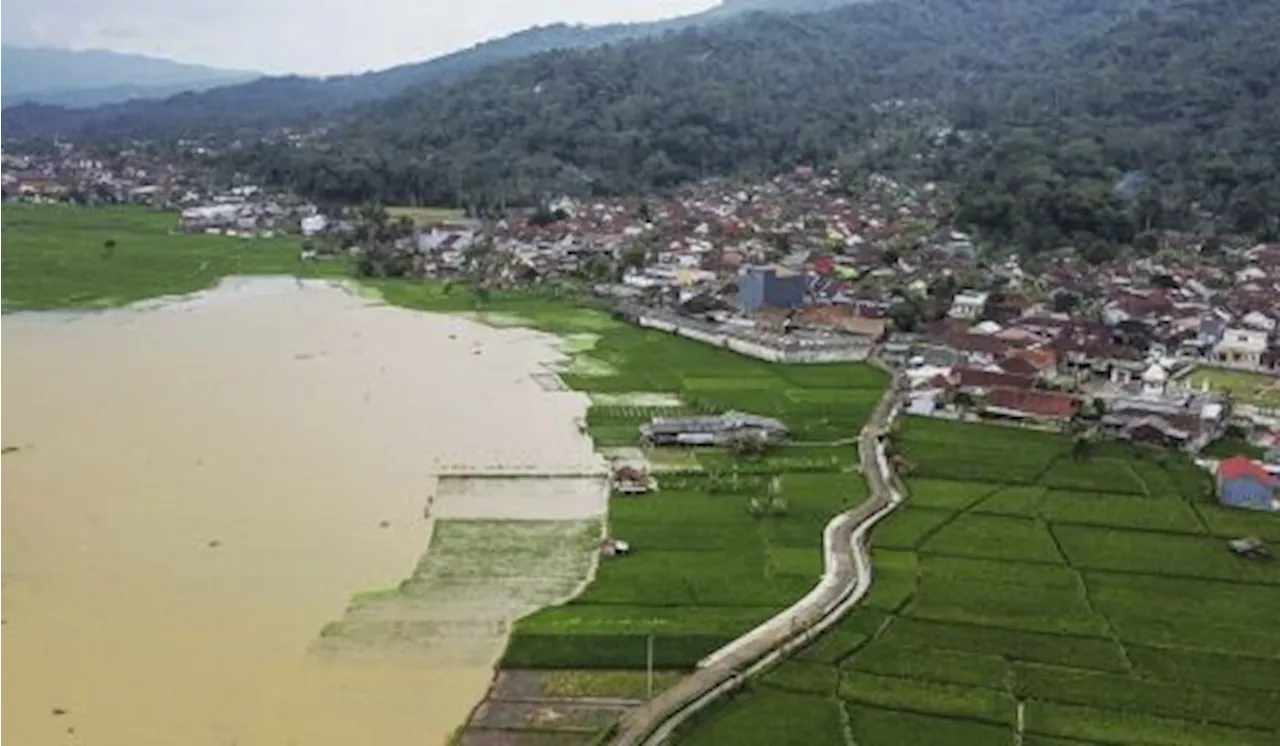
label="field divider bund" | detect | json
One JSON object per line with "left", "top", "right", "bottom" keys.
{"left": 611, "top": 374, "right": 906, "bottom": 746}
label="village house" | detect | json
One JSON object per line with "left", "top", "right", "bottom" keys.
{"left": 947, "top": 291, "right": 990, "bottom": 321}
{"left": 1099, "top": 394, "right": 1225, "bottom": 452}
{"left": 757, "top": 305, "right": 889, "bottom": 343}
{"left": 982, "top": 388, "right": 1081, "bottom": 424}
{"left": 1213, "top": 327, "right": 1270, "bottom": 368}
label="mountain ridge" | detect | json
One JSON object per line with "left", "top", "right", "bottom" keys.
{"left": 0, "top": 0, "right": 866, "bottom": 139}
{"left": 1, "top": 45, "right": 259, "bottom": 108}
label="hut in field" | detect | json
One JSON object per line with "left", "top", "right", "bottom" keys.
{"left": 1216, "top": 456, "right": 1280, "bottom": 511}
{"left": 612, "top": 465, "right": 653, "bottom": 494}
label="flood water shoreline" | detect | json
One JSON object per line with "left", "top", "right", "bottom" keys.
{"left": 1, "top": 277, "right": 605, "bottom": 746}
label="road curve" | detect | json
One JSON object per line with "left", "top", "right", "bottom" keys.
{"left": 611, "top": 372, "right": 905, "bottom": 746}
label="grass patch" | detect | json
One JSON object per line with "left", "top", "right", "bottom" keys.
{"left": 1188, "top": 367, "right": 1280, "bottom": 409}
{"left": 676, "top": 689, "right": 847, "bottom": 746}
{"left": 838, "top": 671, "right": 1016, "bottom": 725}
{"left": 539, "top": 670, "right": 683, "bottom": 699}
{"left": 845, "top": 704, "right": 1016, "bottom": 746}
{"left": 1023, "top": 701, "right": 1276, "bottom": 746}
{"left": 921, "top": 513, "right": 1064, "bottom": 563}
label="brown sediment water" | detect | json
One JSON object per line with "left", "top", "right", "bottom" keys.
{"left": 1, "top": 277, "right": 605, "bottom": 746}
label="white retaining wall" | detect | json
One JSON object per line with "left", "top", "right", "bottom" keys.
{"left": 636, "top": 315, "right": 871, "bottom": 364}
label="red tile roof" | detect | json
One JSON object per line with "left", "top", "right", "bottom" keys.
{"left": 1218, "top": 456, "right": 1279, "bottom": 485}
{"left": 1003, "top": 347, "right": 1058, "bottom": 373}
{"left": 985, "top": 388, "right": 1080, "bottom": 420}
{"left": 955, "top": 367, "right": 1036, "bottom": 390}
{"left": 943, "top": 332, "right": 1018, "bottom": 356}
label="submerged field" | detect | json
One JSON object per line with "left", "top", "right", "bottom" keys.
{"left": 674, "top": 417, "right": 1280, "bottom": 746}
{"left": 315, "top": 519, "right": 602, "bottom": 663}
{"left": 0, "top": 204, "right": 350, "bottom": 310}
{"left": 375, "top": 288, "right": 892, "bottom": 743}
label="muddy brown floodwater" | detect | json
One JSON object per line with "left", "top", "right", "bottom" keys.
{"left": 1, "top": 278, "right": 603, "bottom": 746}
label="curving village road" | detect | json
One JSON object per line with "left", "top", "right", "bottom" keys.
{"left": 611, "top": 371, "right": 906, "bottom": 746}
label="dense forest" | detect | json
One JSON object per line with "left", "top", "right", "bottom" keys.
{"left": 9, "top": 0, "right": 1280, "bottom": 254}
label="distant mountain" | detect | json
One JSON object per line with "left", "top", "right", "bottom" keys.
{"left": 0, "top": 0, "right": 866, "bottom": 140}
{"left": 704, "top": 0, "right": 865, "bottom": 15}
{"left": 1, "top": 45, "right": 259, "bottom": 108}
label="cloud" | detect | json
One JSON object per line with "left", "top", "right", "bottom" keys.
{"left": 1, "top": 0, "right": 717, "bottom": 75}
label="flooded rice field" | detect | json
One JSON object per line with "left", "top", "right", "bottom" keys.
{"left": 2, "top": 278, "right": 605, "bottom": 746}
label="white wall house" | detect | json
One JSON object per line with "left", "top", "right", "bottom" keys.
{"left": 1213, "top": 327, "right": 1269, "bottom": 368}
{"left": 300, "top": 215, "right": 328, "bottom": 237}
{"left": 948, "top": 291, "right": 990, "bottom": 321}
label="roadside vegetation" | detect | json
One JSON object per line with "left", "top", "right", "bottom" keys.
{"left": 673, "top": 417, "right": 1280, "bottom": 746}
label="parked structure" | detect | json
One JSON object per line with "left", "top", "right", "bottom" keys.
{"left": 1216, "top": 455, "right": 1279, "bottom": 511}
{"left": 1228, "top": 536, "right": 1272, "bottom": 560}
{"left": 599, "top": 537, "right": 631, "bottom": 557}
{"left": 640, "top": 411, "right": 789, "bottom": 447}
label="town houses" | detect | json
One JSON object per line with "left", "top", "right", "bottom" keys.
{"left": 6, "top": 144, "right": 1279, "bottom": 462}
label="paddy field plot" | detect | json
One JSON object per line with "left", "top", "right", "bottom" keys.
{"left": 675, "top": 416, "right": 1280, "bottom": 746}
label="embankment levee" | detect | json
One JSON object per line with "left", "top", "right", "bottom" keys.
{"left": 609, "top": 369, "right": 905, "bottom": 746}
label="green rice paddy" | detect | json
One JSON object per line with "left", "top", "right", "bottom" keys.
{"left": 673, "top": 417, "right": 1280, "bottom": 746}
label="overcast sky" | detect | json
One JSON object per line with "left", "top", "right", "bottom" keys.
{"left": 2, "top": 0, "right": 718, "bottom": 76}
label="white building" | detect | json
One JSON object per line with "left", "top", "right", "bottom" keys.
{"left": 948, "top": 291, "right": 990, "bottom": 321}
{"left": 1213, "top": 327, "right": 1269, "bottom": 368}
{"left": 1140, "top": 362, "right": 1169, "bottom": 398}
{"left": 300, "top": 215, "right": 328, "bottom": 237}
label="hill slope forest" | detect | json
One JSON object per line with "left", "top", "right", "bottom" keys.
{"left": 226, "top": 0, "right": 1280, "bottom": 253}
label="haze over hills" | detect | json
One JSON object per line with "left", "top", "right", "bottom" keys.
{"left": 1, "top": 45, "right": 260, "bottom": 108}
{"left": 0, "top": 0, "right": 862, "bottom": 139}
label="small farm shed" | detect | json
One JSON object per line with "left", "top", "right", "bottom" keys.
{"left": 1216, "top": 456, "right": 1280, "bottom": 511}
{"left": 613, "top": 465, "right": 652, "bottom": 495}
{"left": 639, "top": 411, "right": 789, "bottom": 447}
